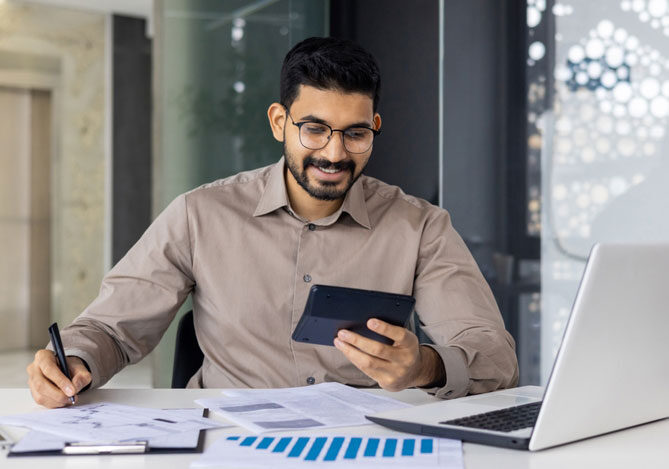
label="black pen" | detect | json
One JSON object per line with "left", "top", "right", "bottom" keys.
{"left": 48, "top": 323, "right": 76, "bottom": 405}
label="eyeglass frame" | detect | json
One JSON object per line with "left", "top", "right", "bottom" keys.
{"left": 284, "top": 108, "right": 381, "bottom": 154}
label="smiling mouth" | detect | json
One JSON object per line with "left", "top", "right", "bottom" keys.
{"left": 302, "top": 156, "right": 355, "bottom": 183}
{"left": 317, "top": 166, "right": 343, "bottom": 174}
{"left": 307, "top": 165, "right": 351, "bottom": 186}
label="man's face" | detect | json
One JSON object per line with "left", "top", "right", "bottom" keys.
{"left": 282, "top": 86, "right": 380, "bottom": 201}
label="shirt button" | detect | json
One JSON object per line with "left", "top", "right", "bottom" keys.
{"left": 308, "top": 223, "right": 316, "bottom": 231}
{"left": 306, "top": 377, "right": 315, "bottom": 385}
{"left": 303, "top": 274, "right": 312, "bottom": 283}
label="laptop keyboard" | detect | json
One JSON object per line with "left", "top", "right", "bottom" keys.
{"left": 440, "top": 401, "right": 542, "bottom": 433}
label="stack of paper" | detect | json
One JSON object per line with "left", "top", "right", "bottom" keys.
{"left": 192, "top": 434, "right": 464, "bottom": 468}
{"left": 195, "top": 382, "right": 412, "bottom": 433}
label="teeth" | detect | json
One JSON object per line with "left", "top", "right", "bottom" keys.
{"left": 319, "top": 167, "right": 340, "bottom": 174}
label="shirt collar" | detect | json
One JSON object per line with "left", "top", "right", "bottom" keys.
{"left": 340, "top": 176, "right": 371, "bottom": 229}
{"left": 253, "top": 157, "right": 371, "bottom": 230}
{"left": 253, "top": 157, "right": 290, "bottom": 217}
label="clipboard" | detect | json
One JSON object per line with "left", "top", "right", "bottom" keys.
{"left": 6, "top": 409, "right": 209, "bottom": 457}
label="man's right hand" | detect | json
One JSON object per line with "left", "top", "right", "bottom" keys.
{"left": 26, "top": 350, "right": 92, "bottom": 408}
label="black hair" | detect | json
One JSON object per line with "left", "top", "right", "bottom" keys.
{"left": 280, "top": 37, "right": 381, "bottom": 112}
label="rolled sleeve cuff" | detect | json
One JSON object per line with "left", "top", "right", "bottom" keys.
{"left": 419, "top": 344, "right": 470, "bottom": 399}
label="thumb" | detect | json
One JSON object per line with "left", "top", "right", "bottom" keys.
{"left": 67, "top": 357, "right": 92, "bottom": 392}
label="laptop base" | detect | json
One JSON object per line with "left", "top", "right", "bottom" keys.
{"left": 366, "top": 416, "right": 532, "bottom": 450}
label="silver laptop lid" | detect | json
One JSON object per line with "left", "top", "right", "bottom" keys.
{"left": 530, "top": 243, "right": 669, "bottom": 450}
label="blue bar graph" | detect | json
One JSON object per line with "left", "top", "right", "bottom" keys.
{"left": 344, "top": 437, "right": 362, "bottom": 459}
{"left": 287, "top": 437, "right": 310, "bottom": 458}
{"left": 272, "top": 437, "right": 292, "bottom": 453}
{"left": 323, "top": 437, "right": 345, "bottom": 461}
{"left": 402, "top": 438, "right": 415, "bottom": 456}
{"left": 223, "top": 435, "right": 442, "bottom": 463}
{"left": 421, "top": 438, "right": 434, "bottom": 454}
{"left": 240, "top": 436, "right": 257, "bottom": 447}
{"left": 257, "top": 437, "right": 274, "bottom": 449}
{"left": 304, "top": 437, "right": 327, "bottom": 461}
{"left": 364, "top": 438, "right": 380, "bottom": 457}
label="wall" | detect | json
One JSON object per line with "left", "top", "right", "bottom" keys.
{"left": 330, "top": 0, "right": 440, "bottom": 204}
{"left": 112, "top": 15, "right": 151, "bottom": 265}
{"left": 0, "top": 2, "right": 107, "bottom": 338}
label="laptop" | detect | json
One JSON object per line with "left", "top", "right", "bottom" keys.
{"left": 367, "top": 243, "right": 669, "bottom": 450}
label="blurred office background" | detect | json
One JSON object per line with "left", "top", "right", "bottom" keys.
{"left": 0, "top": 0, "right": 667, "bottom": 388}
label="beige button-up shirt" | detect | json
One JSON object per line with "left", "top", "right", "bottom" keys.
{"left": 60, "top": 157, "right": 518, "bottom": 398}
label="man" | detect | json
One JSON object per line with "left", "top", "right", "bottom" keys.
{"left": 27, "top": 37, "right": 518, "bottom": 408}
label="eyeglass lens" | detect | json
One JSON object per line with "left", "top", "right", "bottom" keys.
{"left": 300, "top": 122, "right": 374, "bottom": 153}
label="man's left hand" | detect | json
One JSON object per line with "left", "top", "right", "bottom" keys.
{"left": 334, "top": 319, "right": 445, "bottom": 391}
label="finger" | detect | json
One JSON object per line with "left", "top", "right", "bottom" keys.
{"left": 36, "top": 351, "right": 76, "bottom": 398}
{"left": 336, "top": 329, "right": 393, "bottom": 360}
{"left": 334, "top": 338, "right": 400, "bottom": 389}
{"left": 28, "top": 382, "right": 60, "bottom": 408}
{"left": 334, "top": 337, "right": 387, "bottom": 376}
{"left": 30, "top": 383, "right": 72, "bottom": 408}
{"left": 67, "top": 357, "right": 92, "bottom": 392}
{"left": 367, "top": 319, "right": 414, "bottom": 346}
{"left": 27, "top": 362, "right": 73, "bottom": 408}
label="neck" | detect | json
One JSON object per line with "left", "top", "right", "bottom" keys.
{"left": 285, "top": 170, "right": 343, "bottom": 221}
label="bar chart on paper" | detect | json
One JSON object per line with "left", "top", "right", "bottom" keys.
{"left": 193, "top": 434, "right": 463, "bottom": 468}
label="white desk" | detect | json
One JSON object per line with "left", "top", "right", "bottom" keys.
{"left": 1, "top": 388, "right": 668, "bottom": 468}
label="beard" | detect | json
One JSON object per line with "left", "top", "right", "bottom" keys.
{"left": 284, "top": 144, "right": 365, "bottom": 201}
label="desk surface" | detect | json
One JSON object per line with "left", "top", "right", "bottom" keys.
{"left": 1, "top": 388, "right": 668, "bottom": 468}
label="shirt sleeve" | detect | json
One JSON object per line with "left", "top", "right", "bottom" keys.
{"left": 54, "top": 194, "right": 195, "bottom": 389}
{"left": 413, "top": 208, "right": 519, "bottom": 399}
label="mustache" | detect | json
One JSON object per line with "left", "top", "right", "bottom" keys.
{"left": 302, "top": 156, "right": 355, "bottom": 172}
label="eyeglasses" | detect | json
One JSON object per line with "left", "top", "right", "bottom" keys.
{"left": 286, "top": 111, "right": 381, "bottom": 154}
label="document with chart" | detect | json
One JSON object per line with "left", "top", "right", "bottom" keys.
{"left": 195, "top": 382, "right": 412, "bottom": 433}
{"left": 0, "top": 403, "right": 224, "bottom": 442}
{"left": 192, "top": 434, "right": 463, "bottom": 468}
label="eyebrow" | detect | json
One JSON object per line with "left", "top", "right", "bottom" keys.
{"left": 297, "top": 114, "right": 373, "bottom": 129}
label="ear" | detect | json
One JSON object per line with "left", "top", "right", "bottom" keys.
{"left": 373, "top": 113, "right": 382, "bottom": 131}
{"left": 267, "top": 102, "right": 287, "bottom": 142}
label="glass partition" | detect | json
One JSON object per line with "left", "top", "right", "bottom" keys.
{"left": 155, "top": 0, "right": 328, "bottom": 210}
{"left": 535, "top": 0, "right": 669, "bottom": 381}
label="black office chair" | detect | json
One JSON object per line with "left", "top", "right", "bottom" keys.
{"left": 171, "top": 310, "right": 204, "bottom": 388}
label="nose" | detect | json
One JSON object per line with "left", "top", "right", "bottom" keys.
{"left": 318, "top": 130, "right": 348, "bottom": 162}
